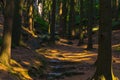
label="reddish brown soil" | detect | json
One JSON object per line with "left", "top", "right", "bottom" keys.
{"left": 0, "top": 18, "right": 120, "bottom": 80}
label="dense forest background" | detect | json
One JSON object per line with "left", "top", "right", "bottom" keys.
{"left": 0, "top": 0, "right": 120, "bottom": 80}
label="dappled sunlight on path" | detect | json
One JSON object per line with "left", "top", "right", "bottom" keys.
{"left": 37, "top": 49, "right": 97, "bottom": 63}
{"left": 36, "top": 43, "right": 97, "bottom": 80}
{"left": 35, "top": 39, "right": 120, "bottom": 80}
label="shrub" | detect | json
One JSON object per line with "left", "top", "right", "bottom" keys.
{"left": 0, "top": 37, "right": 2, "bottom": 46}
{"left": 34, "top": 15, "right": 49, "bottom": 34}
{"left": 112, "top": 21, "right": 120, "bottom": 30}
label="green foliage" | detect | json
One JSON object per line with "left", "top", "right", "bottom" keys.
{"left": 75, "top": 15, "right": 80, "bottom": 25}
{"left": 75, "top": 15, "right": 88, "bottom": 26}
{"left": 112, "top": 21, "right": 120, "bottom": 30}
{"left": 39, "top": 34, "right": 60, "bottom": 42}
{"left": 34, "top": 15, "right": 49, "bottom": 33}
{"left": 115, "top": 46, "right": 120, "bottom": 52}
{"left": 0, "top": 37, "right": 3, "bottom": 46}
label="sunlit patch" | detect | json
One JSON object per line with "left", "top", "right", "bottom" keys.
{"left": 59, "top": 2, "right": 63, "bottom": 15}
{"left": 12, "top": 67, "right": 32, "bottom": 80}
{"left": 22, "top": 61, "right": 31, "bottom": 66}
{"left": 32, "top": 60, "right": 43, "bottom": 67}
{"left": 92, "top": 27, "right": 99, "bottom": 31}
{"left": 12, "top": 67, "right": 27, "bottom": 72}
{"left": 112, "top": 44, "right": 120, "bottom": 52}
{"left": 0, "top": 63, "right": 8, "bottom": 71}
{"left": 10, "top": 59, "right": 22, "bottom": 67}
{"left": 71, "top": 58, "right": 91, "bottom": 62}
{"left": 116, "top": 60, "right": 120, "bottom": 63}
{"left": 41, "top": 49, "right": 97, "bottom": 63}
{"left": 49, "top": 50, "right": 59, "bottom": 53}
{"left": 22, "top": 26, "right": 37, "bottom": 37}
{"left": 0, "top": 59, "right": 32, "bottom": 80}
{"left": 33, "top": 60, "right": 41, "bottom": 64}
{"left": 112, "top": 44, "right": 120, "bottom": 48}
{"left": 113, "top": 57, "right": 120, "bottom": 64}
{"left": 60, "top": 39, "right": 69, "bottom": 42}
{"left": 36, "top": 48, "right": 48, "bottom": 53}
{"left": 65, "top": 54, "right": 96, "bottom": 58}
{"left": 11, "top": 60, "right": 32, "bottom": 79}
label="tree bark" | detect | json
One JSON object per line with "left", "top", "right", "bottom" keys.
{"left": 78, "top": 0, "right": 84, "bottom": 46}
{"left": 59, "top": 0, "right": 68, "bottom": 38}
{"left": 91, "top": 0, "right": 117, "bottom": 79}
{"left": 68, "top": 0, "right": 75, "bottom": 39}
{"left": 0, "top": 0, "right": 14, "bottom": 66}
{"left": 28, "top": 3, "right": 34, "bottom": 31}
{"left": 12, "top": 0, "right": 23, "bottom": 46}
{"left": 50, "top": 0, "right": 56, "bottom": 44}
{"left": 87, "top": 0, "right": 94, "bottom": 50}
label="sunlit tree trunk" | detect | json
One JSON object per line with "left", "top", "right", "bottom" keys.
{"left": 28, "top": 3, "right": 34, "bottom": 31}
{"left": 50, "top": 0, "right": 56, "bottom": 44}
{"left": 0, "top": 0, "right": 14, "bottom": 66}
{"left": 91, "top": 0, "right": 117, "bottom": 79}
{"left": 25, "top": 0, "right": 34, "bottom": 32}
{"left": 12, "top": 0, "right": 23, "bottom": 46}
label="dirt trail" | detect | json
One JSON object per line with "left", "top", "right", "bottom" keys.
{"left": 0, "top": 19, "right": 120, "bottom": 80}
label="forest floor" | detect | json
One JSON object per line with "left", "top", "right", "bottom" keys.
{"left": 0, "top": 21, "right": 120, "bottom": 80}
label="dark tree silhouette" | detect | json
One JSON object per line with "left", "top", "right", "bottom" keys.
{"left": 12, "top": 0, "right": 23, "bottom": 46}
{"left": 91, "top": 0, "right": 117, "bottom": 79}
{"left": 87, "top": 0, "right": 94, "bottom": 50}
{"left": 50, "top": 0, "right": 56, "bottom": 44}
{"left": 78, "top": 0, "right": 84, "bottom": 46}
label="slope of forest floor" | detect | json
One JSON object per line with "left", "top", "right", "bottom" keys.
{"left": 0, "top": 29, "right": 120, "bottom": 80}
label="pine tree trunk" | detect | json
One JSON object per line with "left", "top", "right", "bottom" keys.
{"left": 62, "top": 0, "right": 68, "bottom": 38}
{"left": 78, "top": 0, "right": 84, "bottom": 46}
{"left": 115, "top": 0, "right": 119, "bottom": 21}
{"left": 26, "top": 0, "right": 34, "bottom": 31}
{"left": 0, "top": 0, "right": 14, "bottom": 66}
{"left": 28, "top": 4, "right": 34, "bottom": 31}
{"left": 12, "top": 0, "right": 23, "bottom": 46}
{"left": 59, "top": 0, "right": 68, "bottom": 38}
{"left": 87, "top": 0, "right": 94, "bottom": 50}
{"left": 68, "top": 0, "right": 75, "bottom": 39}
{"left": 91, "top": 0, "right": 117, "bottom": 79}
{"left": 50, "top": 0, "right": 56, "bottom": 44}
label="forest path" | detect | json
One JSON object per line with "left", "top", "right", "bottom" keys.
{"left": 0, "top": 22, "right": 119, "bottom": 80}
{"left": 36, "top": 34, "right": 120, "bottom": 80}
{"left": 36, "top": 42, "right": 96, "bottom": 80}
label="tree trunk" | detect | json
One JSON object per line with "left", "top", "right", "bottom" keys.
{"left": 25, "top": 0, "right": 34, "bottom": 31}
{"left": 59, "top": 0, "right": 68, "bottom": 38}
{"left": 50, "top": 0, "right": 56, "bottom": 44}
{"left": 91, "top": 0, "right": 117, "bottom": 79}
{"left": 28, "top": 3, "right": 34, "bottom": 31}
{"left": 42, "top": 0, "right": 45, "bottom": 18}
{"left": 12, "top": 0, "right": 23, "bottom": 46}
{"left": 87, "top": 0, "right": 94, "bottom": 50}
{"left": 115, "top": 0, "right": 119, "bottom": 21}
{"left": 112, "top": 0, "right": 119, "bottom": 21}
{"left": 0, "top": 0, "right": 14, "bottom": 66}
{"left": 78, "top": 0, "right": 84, "bottom": 46}
{"left": 68, "top": 0, "right": 75, "bottom": 39}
